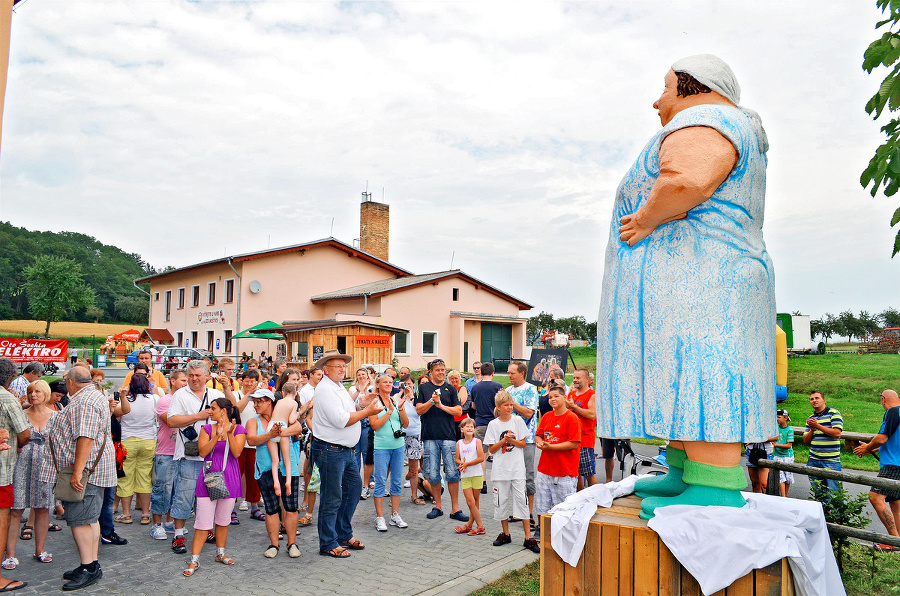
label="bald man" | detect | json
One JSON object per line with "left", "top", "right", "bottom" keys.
{"left": 854, "top": 389, "right": 900, "bottom": 551}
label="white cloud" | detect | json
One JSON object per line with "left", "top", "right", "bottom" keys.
{"left": 1, "top": 0, "right": 897, "bottom": 323}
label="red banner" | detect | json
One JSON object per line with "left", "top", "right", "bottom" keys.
{"left": 354, "top": 335, "right": 391, "bottom": 348}
{"left": 0, "top": 338, "right": 69, "bottom": 362}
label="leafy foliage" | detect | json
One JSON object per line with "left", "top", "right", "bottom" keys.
{"left": 525, "top": 311, "right": 597, "bottom": 344}
{"left": 862, "top": 0, "right": 900, "bottom": 256}
{"left": 813, "top": 487, "right": 871, "bottom": 573}
{"left": 0, "top": 221, "right": 154, "bottom": 322}
{"left": 24, "top": 255, "right": 96, "bottom": 336}
{"left": 810, "top": 308, "right": 898, "bottom": 342}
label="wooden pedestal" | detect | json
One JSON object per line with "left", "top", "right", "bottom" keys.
{"left": 539, "top": 496, "right": 795, "bottom": 596}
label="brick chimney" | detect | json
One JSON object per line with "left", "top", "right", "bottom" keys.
{"left": 359, "top": 198, "right": 389, "bottom": 262}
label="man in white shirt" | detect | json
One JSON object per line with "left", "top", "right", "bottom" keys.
{"left": 310, "top": 350, "right": 381, "bottom": 558}
{"left": 299, "top": 367, "right": 322, "bottom": 406}
{"left": 165, "top": 360, "right": 220, "bottom": 554}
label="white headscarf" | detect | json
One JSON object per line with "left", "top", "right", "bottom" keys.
{"left": 670, "top": 54, "right": 768, "bottom": 153}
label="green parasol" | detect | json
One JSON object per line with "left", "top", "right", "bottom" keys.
{"left": 232, "top": 321, "right": 284, "bottom": 340}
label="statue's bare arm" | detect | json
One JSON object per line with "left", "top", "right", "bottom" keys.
{"left": 619, "top": 126, "right": 738, "bottom": 247}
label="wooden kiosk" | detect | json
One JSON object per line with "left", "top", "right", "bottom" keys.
{"left": 540, "top": 496, "right": 795, "bottom": 596}
{"left": 272, "top": 320, "right": 407, "bottom": 376}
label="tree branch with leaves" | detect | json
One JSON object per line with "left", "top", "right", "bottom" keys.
{"left": 24, "top": 255, "right": 96, "bottom": 336}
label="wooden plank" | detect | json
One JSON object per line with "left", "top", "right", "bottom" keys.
{"left": 754, "top": 561, "right": 783, "bottom": 596}
{"left": 726, "top": 572, "right": 754, "bottom": 596}
{"left": 633, "top": 528, "right": 658, "bottom": 596}
{"left": 540, "top": 515, "right": 566, "bottom": 596}
{"left": 606, "top": 504, "right": 644, "bottom": 519}
{"left": 584, "top": 520, "right": 602, "bottom": 596}
{"left": 565, "top": 548, "right": 585, "bottom": 596}
{"left": 600, "top": 524, "right": 619, "bottom": 596}
{"left": 618, "top": 526, "right": 634, "bottom": 596}
{"left": 680, "top": 566, "right": 701, "bottom": 596}
{"left": 781, "top": 559, "right": 795, "bottom": 596}
{"left": 658, "top": 539, "right": 680, "bottom": 596}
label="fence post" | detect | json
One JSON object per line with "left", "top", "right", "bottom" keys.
{"left": 766, "top": 463, "right": 780, "bottom": 495}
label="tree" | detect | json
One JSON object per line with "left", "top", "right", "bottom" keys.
{"left": 114, "top": 296, "right": 149, "bottom": 324}
{"left": 857, "top": 310, "right": 882, "bottom": 336}
{"left": 837, "top": 310, "right": 865, "bottom": 343}
{"left": 24, "top": 255, "right": 95, "bottom": 336}
{"left": 880, "top": 306, "right": 900, "bottom": 327}
{"left": 526, "top": 311, "right": 556, "bottom": 344}
{"left": 84, "top": 305, "right": 104, "bottom": 323}
{"left": 862, "top": 0, "right": 900, "bottom": 257}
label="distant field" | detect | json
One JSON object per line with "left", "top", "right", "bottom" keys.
{"left": 0, "top": 320, "right": 141, "bottom": 338}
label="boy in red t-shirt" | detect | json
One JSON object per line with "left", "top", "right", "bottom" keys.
{"left": 534, "top": 386, "right": 582, "bottom": 520}
{"left": 565, "top": 368, "right": 598, "bottom": 489}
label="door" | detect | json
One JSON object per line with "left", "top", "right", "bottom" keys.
{"left": 463, "top": 342, "right": 469, "bottom": 373}
{"left": 481, "top": 323, "right": 512, "bottom": 370}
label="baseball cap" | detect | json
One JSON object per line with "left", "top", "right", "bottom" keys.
{"left": 776, "top": 409, "right": 791, "bottom": 421}
{"left": 250, "top": 388, "right": 275, "bottom": 402}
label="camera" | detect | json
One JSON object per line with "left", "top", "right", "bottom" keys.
{"left": 393, "top": 428, "right": 406, "bottom": 439}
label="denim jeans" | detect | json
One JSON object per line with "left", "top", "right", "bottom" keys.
{"left": 807, "top": 458, "right": 842, "bottom": 496}
{"left": 171, "top": 459, "right": 204, "bottom": 521}
{"left": 99, "top": 486, "right": 115, "bottom": 536}
{"left": 150, "top": 454, "right": 177, "bottom": 516}
{"left": 356, "top": 423, "right": 372, "bottom": 469}
{"left": 310, "top": 440, "right": 362, "bottom": 553}
{"left": 424, "top": 440, "right": 460, "bottom": 486}
{"left": 373, "top": 446, "right": 405, "bottom": 498}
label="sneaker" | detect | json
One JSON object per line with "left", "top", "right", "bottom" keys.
{"left": 369, "top": 481, "right": 375, "bottom": 489}
{"left": 171, "top": 535, "right": 186, "bottom": 554}
{"left": 150, "top": 523, "right": 167, "bottom": 540}
{"left": 205, "top": 530, "right": 216, "bottom": 544}
{"left": 481, "top": 481, "right": 488, "bottom": 494}
{"left": 375, "top": 517, "right": 388, "bottom": 532}
{"left": 492, "top": 533, "right": 512, "bottom": 547}
{"left": 100, "top": 531, "right": 127, "bottom": 545}
{"left": 523, "top": 538, "right": 541, "bottom": 553}
{"left": 449, "top": 510, "right": 469, "bottom": 522}
{"left": 164, "top": 521, "right": 175, "bottom": 533}
{"left": 403, "top": 480, "right": 411, "bottom": 489}
{"left": 426, "top": 507, "right": 444, "bottom": 519}
{"left": 287, "top": 543, "right": 301, "bottom": 558}
{"left": 360, "top": 487, "right": 370, "bottom": 500}
{"left": 390, "top": 512, "right": 408, "bottom": 528}
{"left": 239, "top": 500, "right": 250, "bottom": 512}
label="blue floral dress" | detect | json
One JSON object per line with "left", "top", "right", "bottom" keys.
{"left": 13, "top": 412, "right": 57, "bottom": 510}
{"left": 596, "top": 104, "right": 776, "bottom": 443}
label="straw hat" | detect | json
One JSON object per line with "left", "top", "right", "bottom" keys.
{"left": 313, "top": 350, "right": 353, "bottom": 370}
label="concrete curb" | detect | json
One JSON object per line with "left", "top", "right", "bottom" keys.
{"left": 416, "top": 549, "right": 539, "bottom": 596}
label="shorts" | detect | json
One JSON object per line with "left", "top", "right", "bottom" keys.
{"left": 63, "top": 483, "right": 104, "bottom": 527}
{"left": 460, "top": 475, "right": 484, "bottom": 491}
{"left": 492, "top": 479, "right": 528, "bottom": 521}
{"left": 405, "top": 435, "right": 424, "bottom": 460}
{"left": 475, "top": 425, "right": 488, "bottom": 443}
{"left": 579, "top": 448, "right": 596, "bottom": 477}
{"left": 424, "top": 440, "right": 460, "bottom": 485}
{"left": 194, "top": 496, "right": 237, "bottom": 530}
{"left": 523, "top": 443, "right": 536, "bottom": 496}
{"left": 117, "top": 437, "right": 157, "bottom": 497}
{"left": 872, "top": 464, "right": 900, "bottom": 502}
{"left": 0, "top": 484, "right": 12, "bottom": 509}
{"left": 773, "top": 455, "right": 794, "bottom": 485}
{"left": 257, "top": 472, "right": 300, "bottom": 515}
{"left": 600, "top": 438, "right": 627, "bottom": 460}
{"left": 534, "top": 472, "right": 577, "bottom": 516}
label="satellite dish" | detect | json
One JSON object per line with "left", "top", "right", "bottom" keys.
{"left": 249, "top": 280, "right": 262, "bottom": 294}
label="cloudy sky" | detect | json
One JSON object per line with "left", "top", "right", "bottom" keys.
{"left": 1, "top": 1, "right": 898, "bottom": 323}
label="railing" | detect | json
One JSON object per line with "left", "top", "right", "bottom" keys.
{"left": 756, "top": 459, "right": 900, "bottom": 549}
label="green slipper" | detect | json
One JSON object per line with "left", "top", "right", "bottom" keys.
{"left": 634, "top": 447, "right": 687, "bottom": 498}
{"left": 639, "top": 460, "right": 746, "bottom": 519}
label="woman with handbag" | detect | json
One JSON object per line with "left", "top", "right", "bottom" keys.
{"left": 114, "top": 367, "right": 158, "bottom": 525}
{"left": 183, "top": 398, "right": 246, "bottom": 577}
{"left": 369, "top": 373, "right": 410, "bottom": 533}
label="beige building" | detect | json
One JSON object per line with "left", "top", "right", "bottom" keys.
{"left": 135, "top": 200, "right": 532, "bottom": 372}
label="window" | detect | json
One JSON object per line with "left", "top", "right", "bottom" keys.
{"left": 191, "top": 285, "right": 200, "bottom": 307}
{"left": 176, "top": 332, "right": 184, "bottom": 348}
{"left": 190, "top": 331, "right": 198, "bottom": 349}
{"left": 164, "top": 290, "right": 172, "bottom": 322}
{"left": 336, "top": 336, "right": 347, "bottom": 354}
{"left": 225, "top": 279, "right": 234, "bottom": 303}
{"left": 224, "top": 329, "right": 233, "bottom": 353}
{"left": 207, "top": 331, "right": 215, "bottom": 352}
{"left": 154, "top": 292, "right": 159, "bottom": 301}
{"left": 207, "top": 282, "right": 216, "bottom": 305}
{"left": 422, "top": 332, "right": 438, "bottom": 356}
{"left": 177, "top": 287, "right": 185, "bottom": 309}
{"left": 394, "top": 332, "right": 410, "bottom": 356}
{"left": 452, "top": 288, "right": 459, "bottom": 301}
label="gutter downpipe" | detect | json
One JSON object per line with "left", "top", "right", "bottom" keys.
{"left": 226, "top": 257, "right": 241, "bottom": 358}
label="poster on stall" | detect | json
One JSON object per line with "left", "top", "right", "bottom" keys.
{"left": 0, "top": 338, "right": 69, "bottom": 362}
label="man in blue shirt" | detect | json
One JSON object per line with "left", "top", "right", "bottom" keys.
{"left": 854, "top": 389, "right": 900, "bottom": 551}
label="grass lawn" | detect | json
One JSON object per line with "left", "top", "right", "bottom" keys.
{"left": 470, "top": 560, "right": 539, "bottom": 596}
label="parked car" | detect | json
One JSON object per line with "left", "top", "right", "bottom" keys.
{"left": 126, "top": 345, "right": 168, "bottom": 369}
{"left": 126, "top": 350, "right": 141, "bottom": 369}
{"left": 159, "top": 347, "right": 218, "bottom": 372}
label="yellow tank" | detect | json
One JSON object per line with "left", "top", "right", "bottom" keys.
{"left": 775, "top": 325, "right": 787, "bottom": 388}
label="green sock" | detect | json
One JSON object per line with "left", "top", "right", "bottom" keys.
{"left": 634, "top": 447, "right": 687, "bottom": 498}
{"left": 639, "top": 460, "right": 746, "bottom": 520}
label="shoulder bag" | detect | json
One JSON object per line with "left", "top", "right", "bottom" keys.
{"left": 203, "top": 429, "right": 231, "bottom": 501}
{"left": 50, "top": 433, "right": 108, "bottom": 503}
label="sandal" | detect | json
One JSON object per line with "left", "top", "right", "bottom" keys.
{"left": 32, "top": 552, "right": 52, "bottom": 563}
{"left": 250, "top": 509, "right": 266, "bottom": 521}
{"left": 0, "top": 579, "right": 26, "bottom": 591}
{"left": 183, "top": 561, "right": 199, "bottom": 577}
{"left": 454, "top": 525, "right": 472, "bottom": 534}
{"left": 298, "top": 513, "right": 313, "bottom": 526}
{"left": 230, "top": 512, "right": 240, "bottom": 525}
{"left": 339, "top": 538, "right": 364, "bottom": 550}
{"left": 19, "top": 526, "right": 32, "bottom": 540}
{"left": 264, "top": 545, "right": 279, "bottom": 559}
{"left": 140, "top": 515, "right": 151, "bottom": 525}
{"left": 410, "top": 497, "right": 426, "bottom": 505}
{"left": 47, "top": 523, "right": 62, "bottom": 532}
{"left": 319, "top": 546, "right": 350, "bottom": 558}
{"left": 215, "top": 553, "right": 235, "bottom": 565}
{"left": 468, "top": 527, "right": 486, "bottom": 536}
{"left": 114, "top": 514, "right": 133, "bottom": 524}
{"left": 1, "top": 557, "right": 17, "bottom": 571}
